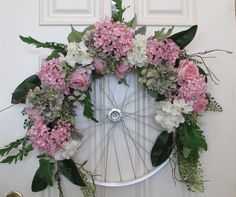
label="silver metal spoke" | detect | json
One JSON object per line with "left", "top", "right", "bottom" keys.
{"left": 99, "top": 84, "right": 117, "bottom": 107}
{"left": 121, "top": 121, "right": 150, "bottom": 172}
{"left": 113, "top": 134, "right": 122, "bottom": 182}
{"left": 121, "top": 122, "right": 137, "bottom": 178}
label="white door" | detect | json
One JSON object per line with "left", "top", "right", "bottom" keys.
{"left": 0, "top": 0, "right": 236, "bottom": 197}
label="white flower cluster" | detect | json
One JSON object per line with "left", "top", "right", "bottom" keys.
{"left": 62, "top": 42, "right": 93, "bottom": 67}
{"left": 54, "top": 140, "right": 80, "bottom": 160}
{"left": 155, "top": 99, "right": 193, "bottom": 133}
{"left": 127, "top": 34, "right": 148, "bottom": 67}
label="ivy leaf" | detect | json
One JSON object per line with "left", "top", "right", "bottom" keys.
{"left": 19, "top": 36, "right": 65, "bottom": 50}
{"left": 169, "top": 25, "right": 198, "bottom": 49}
{"left": 11, "top": 74, "right": 41, "bottom": 104}
{"left": 154, "top": 26, "right": 174, "bottom": 41}
{"left": 58, "top": 159, "right": 85, "bottom": 187}
{"left": 135, "top": 26, "right": 147, "bottom": 35}
{"left": 178, "top": 123, "right": 207, "bottom": 159}
{"left": 68, "top": 25, "right": 83, "bottom": 43}
{"left": 31, "top": 159, "right": 54, "bottom": 192}
{"left": 83, "top": 88, "right": 98, "bottom": 122}
{"left": 151, "top": 131, "right": 173, "bottom": 167}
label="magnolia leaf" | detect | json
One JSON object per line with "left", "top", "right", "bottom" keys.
{"left": 151, "top": 131, "right": 173, "bottom": 167}
{"left": 31, "top": 159, "right": 54, "bottom": 192}
{"left": 58, "top": 159, "right": 85, "bottom": 187}
{"left": 68, "top": 25, "right": 83, "bottom": 43}
{"left": 154, "top": 26, "right": 174, "bottom": 41}
{"left": 11, "top": 74, "right": 41, "bottom": 104}
{"left": 135, "top": 26, "right": 147, "bottom": 35}
{"left": 169, "top": 25, "right": 198, "bottom": 49}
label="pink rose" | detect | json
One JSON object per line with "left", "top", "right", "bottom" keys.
{"left": 93, "top": 58, "right": 107, "bottom": 75}
{"left": 177, "top": 59, "right": 199, "bottom": 85}
{"left": 193, "top": 98, "right": 208, "bottom": 114}
{"left": 25, "top": 107, "right": 44, "bottom": 123}
{"left": 69, "top": 68, "right": 91, "bottom": 91}
{"left": 115, "top": 63, "right": 132, "bottom": 79}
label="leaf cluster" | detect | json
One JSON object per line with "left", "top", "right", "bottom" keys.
{"left": 0, "top": 138, "right": 33, "bottom": 164}
{"left": 82, "top": 88, "right": 98, "bottom": 122}
{"left": 206, "top": 93, "right": 223, "bottom": 112}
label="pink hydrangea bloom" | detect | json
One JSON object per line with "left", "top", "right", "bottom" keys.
{"left": 28, "top": 120, "right": 71, "bottom": 155}
{"left": 177, "top": 59, "right": 199, "bottom": 85}
{"left": 25, "top": 107, "right": 44, "bottom": 123}
{"left": 178, "top": 75, "right": 208, "bottom": 114}
{"left": 69, "top": 68, "right": 91, "bottom": 91}
{"left": 93, "top": 20, "right": 134, "bottom": 60}
{"left": 38, "top": 58, "right": 68, "bottom": 94}
{"left": 146, "top": 39, "right": 180, "bottom": 65}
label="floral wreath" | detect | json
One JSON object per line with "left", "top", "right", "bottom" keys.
{"left": 0, "top": 0, "right": 227, "bottom": 196}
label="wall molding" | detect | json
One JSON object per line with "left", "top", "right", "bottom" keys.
{"left": 135, "top": 0, "right": 197, "bottom": 26}
{"left": 39, "top": 0, "right": 110, "bottom": 25}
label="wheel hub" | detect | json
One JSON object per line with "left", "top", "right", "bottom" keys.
{"left": 107, "top": 108, "right": 122, "bottom": 122}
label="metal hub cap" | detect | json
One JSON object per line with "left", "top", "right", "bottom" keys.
{"left": 107, "top": 108, "right": 122, "bottom": 122}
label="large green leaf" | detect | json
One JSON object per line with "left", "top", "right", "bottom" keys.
{"left": 11, "top": 74, "right": 41, "bottom": 104}
{"left": 58, "top": 159, "right": 85, "bottom": 187}
{"left": 169, "top": 25, "right": 198, "bottom": 49}
{"left": 31, "top": 159, "right": 54, "bottom": 192}
{"left": 68, "top": 26, "right": 83, "bottom": 43}
{"left": 19, "top": 36, "right": 65, "bottom": 50}
{"left": 151, "top": 131, "right": 173, "bottom": 167}
{"left": 83, "top": 88, "right": 98, "bottom": 122}
{"left": 178, "top": 122, "right": 207, "bottom": 159}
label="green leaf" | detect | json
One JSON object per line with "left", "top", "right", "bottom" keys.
{"left": 58, "top": 159, "right": 85, "bottom": 187}
{"left": 0, "top": 138, "right": 24, "bottom": 156}
{"left": 154, "top": 26, "right": 174, "bottom": 41}
{"left": 83, "top": 88, "right": 98, "bottom": 122}
{"left": 178, "top": 123, "right": 207, "bottom": 158}
{"left": 135, "top": 26, "right": 147, "bottom": 35}
{"left": 146, "top": 88, "right": 166, "bottom": 101}
{"left": 206, "top": 93, "right": 223, "bottom": 112}
{"left": 19, "top": 36, "right": 65, "bottom": 50}
{"left": 151, "top": 131, "right": 173, "bottom": 167}
{"left": 198, "top": 66, "right": 208, "bottom": 83}
{"left": 68, "top": 25, "right": 83, "bottom": 43}
{"left": 169, "top": 25, "right": 198, "bottom": 49}
{"left": 46, "top": 49, "right": 63, "bottom": 61}
{"left": 125, "top": 16, "right": 136, "bottom": 28}
{"left": 31, "top": 159, "right": 54, "bottom": 192}
{"left": 112, "top": 0, "right": 130, "bottom": 22}
{"left": 11, "top": 74, "right": 41, "bottom": 104}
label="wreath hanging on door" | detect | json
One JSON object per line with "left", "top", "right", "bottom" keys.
{"left": 0, "top": 0, "right": 227, "bottom": 196}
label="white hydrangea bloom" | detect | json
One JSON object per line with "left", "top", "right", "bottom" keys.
{"left": 127, "top": 34, "right": 148, "bottom": 67}
{"left": 155, "top": 99, "right": 193, "bottom": 133}
{"left": 63, "top": 42, "right": 93, "bottom": 67}
{"left": 54, "top": 140, "right": 80, "bottom": 161}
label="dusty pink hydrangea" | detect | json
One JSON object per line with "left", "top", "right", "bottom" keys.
{"left": 178, "top": 75, "right": 208, "bottom": 114}
{"left": 28, "top": 120, "right": 71, "bottom": 155}
{"left": 93, "top": 20, "right": 134, "bottom": 60}
{"left": 146, "top": 39, "right": 180, "bottom": 65}
{"left": 38, "top": 58, "right": 68, "bottom": 94}
{"left": 25, "top": 107, "right": 44, "bottom": 123}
